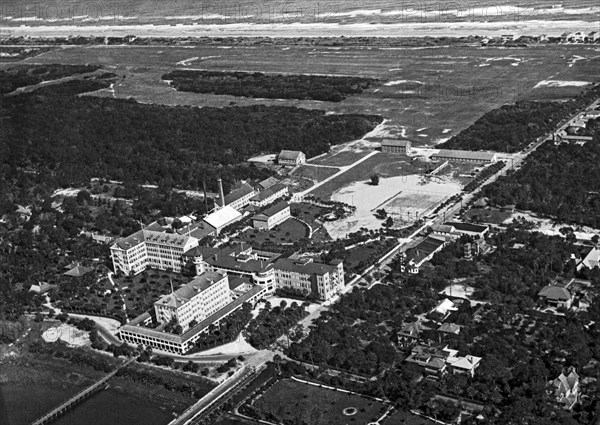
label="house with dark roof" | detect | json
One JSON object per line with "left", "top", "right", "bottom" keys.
{"left": 403, "top": 236, "right": 447, "bottom": 273}
{"left": 278, "top": 150, "right": 306, "bottom": 166}
{"left": 64, "top": 265, "right": 94, "bottom": 277}
{"left": 396, "top": 321, "right": 426, "bottom": 348}
{"left": 538, "top": 285, "right": 573, "bottom": 309}
{"left": 256, "top": 176, "right": 280, "bottom": 191}
{"left": 381, "top": 139, "right": 411, "bottom": 154}
{"left": 249, "top": 183, "right": 289, "bottom": 207}
{"left": 444, "top": 222, "right": 489, "bottom": 238}
{"left": 252, "top": 202, "right": 291, "bottom": 230}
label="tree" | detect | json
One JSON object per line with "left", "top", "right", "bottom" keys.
{"left": 370, "top": 173, "right": 380, "bottom": 186}
{"left": 384, "top": 216, "right": 394, "bottom": 228}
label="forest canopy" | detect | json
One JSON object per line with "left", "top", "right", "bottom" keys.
{"left": 439, "top": 84, "right": 600, "bottom": 152}
{"left": 481, "top": 118, "right": 600, "bottom": 227}
{"left": 0, "top": 79, "right": 382, "bottom": 194}
{"left": 162, "top": 70, "right": 377, "bottom": 102}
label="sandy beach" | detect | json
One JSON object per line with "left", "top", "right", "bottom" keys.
{"left": 1, "top": 19, "right": 599, "bottom": 39}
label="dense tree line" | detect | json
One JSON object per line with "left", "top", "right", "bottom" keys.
{"left": 245, "top": 301, "right": 308, "bottom": 349}
{"left": 0, "top": 64, "right": 101, "bottom": 94}
{"left": 162, "top": 70, "right": 376, "bottom": 102}
{"left": 1, "top": 80, "right": 381, "bottom": 195}
{"left": 481, "top": 119, "right": 600, "bottom": 227}
{"left": 439, "top": 84, "right": 600, "bottom": 152}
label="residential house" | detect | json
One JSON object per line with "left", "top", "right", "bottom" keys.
{"left": 429, "top": 298, "right": 459, "bottom": 322}
{"left": 405, "top": 345, "right": 481, "bottom": 378}
{"left": 587, "top": 31, "right": 599, "bottom": 42}
{"left": 438, "top": 323, "right": 461, "bottom": 335}
{"left": 29, "top": 282, "right": 54, "bottom": 294}
{"left": 396, "top": 321, "right": 426, "bottom": 347}
{"left": 447, "top": 355, "right": 482, "bottom": 377}
{"left": 64, "top": 265, "right": 94, "bottom": 277}
{"left": 576, "top": 246, "right": 600, "bottom": 271}
{"left": 444, "top": 222, "right": 489, "bottom": 238}
{"left": 538, "top": 285, "right": 573, "bottom": 309}
{"left": 278, "top": 150, "right": 306, "bottom": 166}
{"left": 500, "top": 34, "right": 515, "bottom": 42}
{"left": 571, "top": 31, "right": 587, "bottom": 42}
{"left": 403, "top": 235, "right": 447, "bottom": 273}
{"left": 252, "top": 202, "right": 291, "bottom": 230}
{"left": 553, "top": 367, "right": 579, "bottom": 409}
{"left": 256, "top": 176, "right": 280, "bottom": 191}
{"left": 561, "top": 32, "right": 574, "bottom": 42}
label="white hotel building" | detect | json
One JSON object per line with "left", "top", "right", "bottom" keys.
{"left": 110, "top": 230, "right": 199, "bottom": 275}
{"left": 153, "top": 271, "right": 230, "bottom": 332}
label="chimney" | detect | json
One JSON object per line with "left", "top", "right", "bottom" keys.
{"left": 202, "top": 179, "right": 209, "bottom": 211}
{"left": 218, "top": 178, "right": 225, "bottom": 208}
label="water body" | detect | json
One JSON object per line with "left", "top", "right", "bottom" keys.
{"left": 1, "top": 383, "right": 174, "bottom": 425}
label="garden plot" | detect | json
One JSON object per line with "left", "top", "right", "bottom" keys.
{"left": 252, "top": 378, "right": 388, "bottom": 425}
{"left": 325, "top": 174, "right": 461, "bottom": 239}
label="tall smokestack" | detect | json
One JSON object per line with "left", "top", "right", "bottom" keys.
{"left": 202, "top": 180, "right": 209, "bottom": 211}
{"left": 218, "top": 178, "right": 225, "bottom": 207}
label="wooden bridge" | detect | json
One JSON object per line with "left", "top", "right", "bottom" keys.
{"left": 31, "top": 357, "right": 135, "bottom": 425}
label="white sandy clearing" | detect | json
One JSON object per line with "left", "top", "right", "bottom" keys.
{"left": 192, "top": 333, "right": 257, "bottom": 356}
{"left": 534, "top": 80, "right": 590, "bottom": 88}
{"left": 384, "top": 79, "right": 423, "bottom": 86}
{"left": 42, "top": 323, "right": 90, "bottom": 347}
{"left": 325, "top": 174, "right": 461, "bottom": 239}
{"left": 176, "top": 56, "right": 198, "bottom": 66}
{"left": 506, "top": 212, "right": 600, "bottom": 241}
{"left": 440, "top": 284, "right": 475, "bottom": 299}
{"left": 442, "top": 129, "right": 452, "bottom": 134}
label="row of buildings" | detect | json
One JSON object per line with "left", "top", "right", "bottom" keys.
{"left": 117, "top": 244, "right": 345, "bottom": 353}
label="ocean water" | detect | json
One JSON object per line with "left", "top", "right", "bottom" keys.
{"left": 1, "top": 0, "right": 598, "bottom": 25}
{"left": 0, "top": 383, "right": 174, "bottom": 425}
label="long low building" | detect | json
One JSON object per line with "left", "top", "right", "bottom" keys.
{"left": 431, "top": 149, "right": 497, "bottom": 163}
{"left": 252, "top": 202, "right": 291, "bottom": 230}
{"left": 249, "top": 183, "right": 289, "bottom": 207}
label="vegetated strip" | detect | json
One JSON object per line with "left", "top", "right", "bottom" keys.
{"left": 0, "top": 64, "right": 102, "bottom": 94}
{"left": 1, "top": 79, "right": 382, "bottom": 194}
{"left": 481, "top": 119, "right": 600, "bottom": 227}
{"left": 161, "top": 70, "right": 378, "bottom": 102}
{"left": 439, "top": 84, "right": 600, "bottom": 153}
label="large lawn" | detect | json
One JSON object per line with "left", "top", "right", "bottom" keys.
{"left": 253, "top": 378, "right": 389, "bottom": 425}
{"left": 21, "top": 43, "right": 599, "bottom": 147}
{"left": 238, "top": 218, "right": 309, "bottom": 246}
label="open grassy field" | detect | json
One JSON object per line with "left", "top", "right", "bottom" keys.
{"left": 383, "top": 409, "right": 434, "bottom": 425}
{"left": 253, "top": 378, "right": 389, "bottom": 425}
{"left": 237, "top": 218, "right": 309, "bottom": 246}
{"left": 12, "top": 43, "right": 599, "bottom": 146}
{"left": 309, "top": 152, "right": 427, "bottom": 199}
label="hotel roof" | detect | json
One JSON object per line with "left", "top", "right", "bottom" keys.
{"left": 250, "top": 183, "right": 288, "bottom": 202}
{"left": 254, "top": 202, "right": 290, "bottom": 220}
{"left": 274, "top": 258, "right": 337, "bottom": 276}
{"left": 121, "top": 284, "right": 264, "bottom": 345}
{"left": 203, "top": 206, "right": 242, "bottom": 230}
{"left": 224, "top": 183, "right": 255, "bottom": 206}
{"left": 155, "top": 271, "right": 225, "bottom": 309}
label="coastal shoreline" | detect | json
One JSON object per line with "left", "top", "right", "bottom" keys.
{"left": 1, "top": 19, "right": 599, "bottom": 39}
